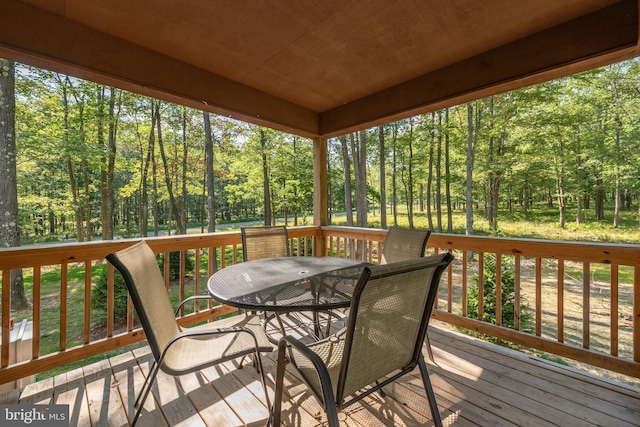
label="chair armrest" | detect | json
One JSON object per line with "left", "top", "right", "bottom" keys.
{"left": 279, "top": 336, "right": 338, "bottom": 411}
{"left": 174, "top": 295, "right": 214, "bottom": 317}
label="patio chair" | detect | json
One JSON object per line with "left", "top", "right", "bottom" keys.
{"left": 241, "top": 225, "right": 300, "bottom": 335}
{"left": 380, "top": 227, "right": 437, "bottom": 361}
{"left": 241, "top": 225, "right": 289, "bottom": 261}
{"left": 269, "top": 253, "right": 453, "bottom": 427}
{"left": 380, "top": 227, "right": 431, "bottom": 265}
{"left": 106, "top": 240, "right": 273, "bottom": 426}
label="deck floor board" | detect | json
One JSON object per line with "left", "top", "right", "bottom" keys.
{"left": 1, "top": 323, "right": 638, "bottom": 426}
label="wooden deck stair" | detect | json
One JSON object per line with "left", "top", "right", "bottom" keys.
{"left": 1, "top": 324, "right": 638, "bottom": 426}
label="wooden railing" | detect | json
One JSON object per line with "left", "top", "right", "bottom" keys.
{"left": 1, "top": 225, "right": 639, "bottom": 386}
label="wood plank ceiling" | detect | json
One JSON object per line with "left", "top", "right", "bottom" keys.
{"left": 1, "top": 0, "right": 638, "bottom": 138}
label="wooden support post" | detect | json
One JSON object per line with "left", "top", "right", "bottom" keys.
{"left": 313, "top": 137, "right": 328, "bottom": 256}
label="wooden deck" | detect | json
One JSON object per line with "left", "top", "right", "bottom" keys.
{"left": 1, "top": 323, "right": 638, "bottom": 426}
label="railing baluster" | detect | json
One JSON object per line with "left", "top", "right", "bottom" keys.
{"left": 60, "top": 262, "right": 68, "bottom": 352}
{"left": 610, "top": 263, "right": 618, "bottom": 356}
{"left": 33, "top": 266, "right": 41, "bottom": 357}
{"left": 583, "top": 262, "right": 590, "bottom": 349}
{"left": 447, "top": 250, "right": 453, "bottom": 313}
{"left": 194, "top": 248, "right": 201, "bottom": 313}
{"left": 535, "top": 257, "right": 542, "bottom": 337}
{"left": 557, "top": 259, "right": 564, "bottom": 342}
{"left": 221, "top": 245, "right": 227, "bottom": 269}
{"left": 1, "top": 269, "right": 10, "bottom": 368}
{"left": 477, "top": 252, "right": 484, "bottom": 321}
{"left": 107, "top": 263, "right": 114, "bottom": 337}
{"left": 84, "top": 260, "right": 91, "bottom": 344}
{"left": 514, "top": 255, "right": 521, "bottom": 331}
{"left": 179, "top": 249, "right": 186, "bottom": 316}
{"left": 462, "top": 250, "right": 468, "bottom": 317}
{"left": 634, "top": 265, "right": 640, "bottom": 363}
{"left": 163, "top": 251, "right": 170, "bottom": 291}
{"left": 496, "top": 254, "right": 502, "bottom": 327}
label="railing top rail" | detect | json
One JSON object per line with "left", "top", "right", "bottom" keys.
{"left": 3, "top": 229, "right": 639, "bottom": 270}
{"left": 0, "top": 232, "right": 241, "bottom": 270}
{"left": 428, "top": 233, "right": 640, "bottom": 265}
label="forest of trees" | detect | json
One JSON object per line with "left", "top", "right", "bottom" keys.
{"left": 1, "top": 59, "right": 640, "bottom": 245}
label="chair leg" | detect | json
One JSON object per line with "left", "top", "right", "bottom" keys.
{"left": 131, "top": 360, "right": 161, "bottom": 426}
{"left": 418, "top": 355, "right": 442, "bottom": 427}
{"left": 269, "top": 341, "right": 288, "bottom": 427}
{"left": 325, "top": 405, "right": 340, "bottom": 427}
{"left": 253, "top": 349, "right": 271, "bottom": 410}
{"left": 425, "top": 332, "right": 435, "bottom": 363}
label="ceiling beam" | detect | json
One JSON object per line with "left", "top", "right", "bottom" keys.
{"left": 0, "top": 0, "right": 320, "bottom": 137}
{"left": 320, "top": 0, "right": 639, "bottom": 138}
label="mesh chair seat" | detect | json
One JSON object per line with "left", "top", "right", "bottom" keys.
{"left": 161, "top": 314, "right": 272, "bottom": 375}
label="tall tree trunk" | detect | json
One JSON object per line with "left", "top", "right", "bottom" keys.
{"left": 523, "top": 183, "right": 530, "bottom": 220}
{"left": 59, "top": 77, "right": 85, "bottom": 242}
{"left": 0, "top": 59, "right": 28, "bottom": 309}
{"left": 554, "top": 136, "right": 566, "bottom": 229}
{"left": 204, "top": 111, "right": 216, "bottom": 233}
{"left": 406, "top": 121, "right": 415, "bottom": 229}
{"left": 556, "top": 177, "right": 566, "bottom": 228}
{"left": 156, "top": 103, "right": 185, "bottom": 233}
{"left": 486, "top": 98, "right": 502, "bottom": 234}
{"left": 83, "top": 157, "right": 92, "bottom": 240}
{"left": 595, "top": 178, "right": 605, "bottom": 220}
{"left": 466, "top": 102, "right": 477, "bottom": 236}
{"left": 392, "top": 128, "right": 398, "bottom": 226}
{"left": 613, "top": 114, "right": 621, "bottom": 228}
{"left": 445, "top": 108, "right": 453, "bottom": 232}
{"left": 106, "top": 87, "right": 119, "bottom": 238}
{"left": 99, "top": 86, "right": 118, "bottom": 240}
{"left": 67, "top": 155, "right": 83, "bottom": 241}
{"left": 140, "top": 103, "right": 156, "bottom": 237}
{"left": 354, "top": 131, "right": 368, "bottom": 228}
{"left": 436, "top": 111, "right": 443, "bottom": 232}
{"left": 260, "top": 129, "right": 272, "bottom": 225}
{"left": 152, "top": 103, "right": 159, "bottom": 235}
{"left": 181, "top": 107, "right": 188, "bottom": 234}
{"left": 575, "top": 136, "right": 582, "bottom": 225}
{"left": 98, "top": 87, "right": 108, "bottom": 239}
{"left": 378, "top": 126, "right": 387, "bottom": 229}
{"left": 339, "top": 135, "right": 354, "bottom": 226}
{"left": 70, "top": 82, "right": 92, "bottom": 241}
{"left": 426, "top": 115, "right": 434, "bottom": 230}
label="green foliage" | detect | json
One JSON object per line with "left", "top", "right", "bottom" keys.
{"left": 159, "top": 251, "right": 195, "bottom": 280}
{"left": 91, "top": 265, "right": 129, "bottom": 321}
{"left": 467, "top": 254, "right": 533, "bottom": 331}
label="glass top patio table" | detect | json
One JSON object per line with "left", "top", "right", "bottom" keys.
{"left": 207, "top": 256, "right": 369, "bottom": 312}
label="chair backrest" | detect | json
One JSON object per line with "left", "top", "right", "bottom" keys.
{"left": 241, "top": 225, "right": 289, "bottom": 261}
{"left": 380, "top": 227, "right": 431, "bottom": 265}
{"left": 338, "top": 252, "right": 452, "bottom": 400}
{"left": 106, "top": 240, "right": 180, "bottom": 362}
